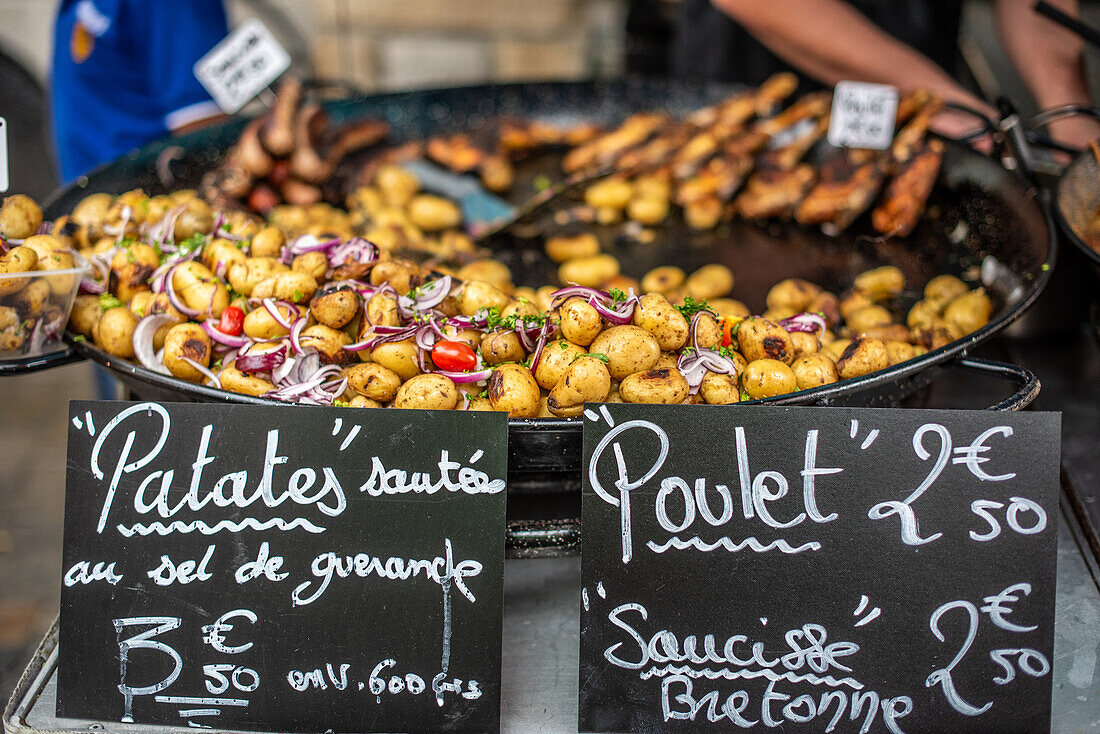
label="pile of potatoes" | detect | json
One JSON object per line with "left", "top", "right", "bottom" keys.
{"left": 0, "top": 195, "right": 82, "bottom": 356}
{"left": 7, "top": 185, "right": 995, "bottom": 413}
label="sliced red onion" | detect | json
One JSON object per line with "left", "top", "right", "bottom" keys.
{"left": 398, "top": 276, "right": 452, "bottom": 314}
{"left": 289, "top": 317, "right": 307, "bottom": 355}
{"left": 551, "top": 285, "right": 638, "bottom": 325}
{"left": 527, "top": 318, "right": 557, "bottom": 374}
{"left": 549, "top": 285, "right": 610, "bottom": 308}
{"left": 272, "top": 353, "right": 298, "bottom": 383}
{"left": 79, "top": 276, "right": 106, "bottom": 294}
{"left": 329, "top": 237, "right": 380, "bottom": 268}
{"left": 344, "top": 323, "right": 420, "bottom": 352}
{"left": 677, "top": 348, "right": 742, "bottom": 394}
{"left": 590, "top": 296, "right": 637, "bottom": 325}
{"left": 148, "top": 205, "right": 186, "bottom": 250}
{"left": 182, "top": 356, "right": 222, "bottom": 388}
{"left": 435, "top": 368, "right": 492, "bottom": 384}
{"left": 779, "top": 312, "right": 827, "bottom": 337}
{"left": 212, "top": 213, "right": 245, "bottom": 242}
{"left": 132, "top": 314, "right": 176, "bottom": 375}
{"left": 202, "top": 319, "right": 248, "bottom": 348}
{"left": 281, "top": 234, "right": 341, "bottom": 264}
{"left": 106, "top": 205, "right": 133, "bottom": 243}
{"left": 164, "top": 266, "right": 202, "bottom": 317}
{"left": 261, "top": 298, "right": 297, "bottom": 330}
{"left": 414, "top": 324, "right": 441, "bottom": 352}
{"left": 236, "top": 344, "right": 287, "bottom": 374}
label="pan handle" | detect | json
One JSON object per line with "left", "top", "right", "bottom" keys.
{"left": 946, "top": 357, "right": 1041, "bottom": 412}
{"left": 0, "top": 345, "right": 85, "bottom": 376}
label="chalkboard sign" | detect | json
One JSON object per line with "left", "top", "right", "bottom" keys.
{"left": 579, "top": 404, "right": 1061, "bottom": 734}
{"left": 59, "top": 400, "right": 508, "bottom": 734}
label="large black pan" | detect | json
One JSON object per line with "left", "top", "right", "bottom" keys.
{"left": 19, "top": 80, "right": 1050, "bottom": 495}
{"left": 1053, "top": 142, "right": 1100, "bottom": 273}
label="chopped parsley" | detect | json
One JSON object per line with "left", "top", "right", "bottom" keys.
{"left": 292, "top": 289, "right": 304, "bottom": 302}
{"left": 608, "top": 287, "right": 627, "bottom": 304}
{"left": 717, "top": 345, "right": 738, "bottom": 359}
{"left": 483, "top": 306, "right": 546, "bottom": 332}
{"left": 533, "top": 174, "right": 552, "bottom": 191}
{"left": 72, "top": 335, "right": 86, "bottom": 342}
{"left": 740, "top": 390, "right": 751, "bottom": 401}
{"left": 588, "top": 352, "right": 610, "bottom": 364}
{"left": 675, "top": 296, "right": 712, "bottom": 321}
{"left": 178, "top": 233, "right": 206, "bottom": 258}
{"left": 99, "top": 294, "right": 124, "bottom": 311}
{"left": 332, "top": 398, "right": 349, "bottom": 407}
{"left": 478, "top": 389, "right": 489, "bottom": 399}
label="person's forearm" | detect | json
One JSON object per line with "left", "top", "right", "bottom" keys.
{"left": 996, "top": 0, "right": 1091, "bottom": 108}
{"left": 711, "top": 0, "right": 981, "bottom": 106}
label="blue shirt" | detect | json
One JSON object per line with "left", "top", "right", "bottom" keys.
{"left": 52, "top": 0, "right": 228, "bottom": 182}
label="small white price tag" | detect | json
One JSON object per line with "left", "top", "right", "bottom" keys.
{"left": 0, "top": 117, "right": 8, "bottom": 193}
{"left": 193, "top": 18, "right": 291, "bottom": 114}
{"left": 827, "top": 81, "right": 899, "bottom": 150}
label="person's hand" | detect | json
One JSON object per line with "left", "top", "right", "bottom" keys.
{"left": 930, "top": 107, "right": 996, "bottom": 153}
{"left": 1046, "top": 115, "right": 1100, "bottom": 153}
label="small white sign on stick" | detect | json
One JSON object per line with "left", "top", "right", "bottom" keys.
{"left": 194, "top": 18, "right": 291, "bottom": 115}
{"left": 827, "top": 80, "right": 899, "bottom": 150}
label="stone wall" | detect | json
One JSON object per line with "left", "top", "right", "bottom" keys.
{"left": 0, "top": 0, "right": 626, "bottom": 89}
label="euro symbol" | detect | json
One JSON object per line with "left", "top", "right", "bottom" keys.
{"left": 980, "top": 582, "right": 1037, "bottom": 633}
{"left": 952, "top": 426, "right": 1016, "bottom": 482}
{"left": 201, "top": 609, "right": 257, "bottom": 654}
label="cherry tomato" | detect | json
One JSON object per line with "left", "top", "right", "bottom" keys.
{"left": 720, "top": 317, "right": 743, "bottom": 348}
{"left": 218, "top": 306, "right": 245, "bottom": 336}
{"left": 432, "top": 340, "right": 478, "bottom": 372}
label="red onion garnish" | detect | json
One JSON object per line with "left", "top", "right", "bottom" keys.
{"left": 182, "top": 356, "right": 222, "bottom": 388}
{"left": 329, "top": 237, "right": 380, "bottom": 268}
{"left": 527, "top": 318, "right": 558, "bottom": 373}
{"left": 550, "top": 284, "right": 638, "bottom": 325}
{"left": 779, "top": 312, "right": 827, "bottom": 337}
{"left": 436, "top": 368, "right": 493, "bottom": 384}
{"left": 281, "top": 234, "right": 341, "bottom": 264}
{"left": 202, "top": 319, "right": 248, "bottom": 348}
{"left": 261, "top": 298, "right": 298, "bottom": 330}
{"left": 398, "top": 276, "right": 452, "bottom": 315}
{"left": 236, "top": 344, "right": 287, "bottom": 374}
{"left": 289, "top": 317, "right": 307, "bottom": 355}
{"left": 79, "top": 276, "right": 106, "bottom": 294}
{"left": 164, "top": 266, "right": 202, "bottom": 318}
{"left": 676, "top": 348, "right": 742, "bottom": 395}
{"left": 131, "top": 314, "right": 177, "bottom": 375}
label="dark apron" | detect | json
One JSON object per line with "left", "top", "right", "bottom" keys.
{"left": 669, "top": 0, "right": 963, "bottom": 86}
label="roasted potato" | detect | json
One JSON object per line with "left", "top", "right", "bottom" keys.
{"left": 620, "top": 367, "right": 690, "bottom": 404}
{"left": 488, "top": 364, "right": 540, "bottom": 417}
{"left": 588, "top": 325, "right": 662, "bottom": 380}
{"left": 394, "top": 373, "right": 459, "bottom": 410}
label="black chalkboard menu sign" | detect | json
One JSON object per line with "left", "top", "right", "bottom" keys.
{"left": 579, "top": 404, "right": 1061, "bottom": 734}
{"left": 58, "top": 400, "right": 508, "bottom": 734}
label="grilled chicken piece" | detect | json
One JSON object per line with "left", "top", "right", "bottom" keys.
{"left": 427, "top": 134, "right": 486, "bottom": 173}
{"left": 753, "top": 72, "right": 800, "bottom": 117}
{"left": 889, "top": 96, "right": 944, "bottom": 167}
{"left": 616, "top": 123, "right": 694, "bottom": 172}
{"left": 753, "top": 92, "right": 831, "bottom": 138}
{"left": 735, "top": 164, "right": 816, "bottom": 220}
{"left": 792, "top": 91, "right": 939, "bottom": 232}
{"left": 794, "top": 150, "right": 885, "bottom": 229}
{"left": 561, "top": 113, "right": 668, "bottom": 173}
{"left": 872, "top": 139, "right": 944, "bottom": 236}
{"left": 759, "top": 115, "right": 830, "bottom": 170}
